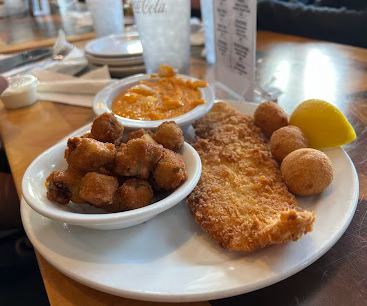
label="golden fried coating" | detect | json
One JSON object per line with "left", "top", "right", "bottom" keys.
{"left": 46, "top": 169, "right": 84, "bottom": 204}
{"left": 79, "top": 172, "right": 118, "bottom": 208}
{"left": 154, "top": 121, "right": 184, "bottom": 151}
{"left": 91, "top": 112, "right": 124, "bottom": 145}
{"left": 66, "top": 137, "right": 116, "bottom": 173}
{"left": 114, "top": 138, "right": 163, "bottom": 179}
{"left": 254, "top": 101, "right": 288, "bottom": 138}
{"left": 46, "top": 170, "right": 71, "bottom": 205}
{"left": 270, "top": 125, "right": 309, "bottom": 162}
{"left": 114, "top": 179, "right": 153, "bottom": 211}
{"left": 187, "top": 102, "right": 315, "bottom": 251}
{"left": 81, "top": 132, "right": 94, "bottom": 139}
{"left": 127, "top": 129, "right": 154, "bottom": 141}
{"left": 66, "top": 167, "right": 85, "bottom": 203}
{"left": 281, "top": 148, "right": 333, "bottom": 195}
{"left": 153, "top": 148, "right": 187, "bottom": 190}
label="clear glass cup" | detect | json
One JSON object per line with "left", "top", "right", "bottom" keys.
{"left": 132, "top": 0, "right": 191, "bottom": 74}
{"left": 200, "top": 0, "right": 215, "bottom": 64}
{"left": 86, "top": 0, "right": 124, "bottom": 38}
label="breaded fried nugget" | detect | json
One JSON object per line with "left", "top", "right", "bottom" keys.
{"left": 66, "top": 137, "right": 116, "bottom": 173}
{"left": 281, "top": 148, "right": 333, "bottom": 195}
{"left": 153, "top": 148, "right": 187, "bottom": 190}
{"left": 154, "top": 121, "right": 184, "bottom": 151}
{"left": 46, "top": 170, "right": 71, "bottom": 204}
{"left": 187, "top": 102, "right": 315, "bottom": 252}
{"left": 66, "top": 168, "right": 84, "bottom": 203}
{"left": 91, "top": 112, "right": 124, "bottom": 145}
{"left": 79, "top": 172, "right": 118, "bottom": 209}
{"left": 81, "top": 132, "right": 94, "bottom": 139}
{"left": 114, "top": 138, "right": 163, "bottom": 179}
{"left": 270, "top": 125, "right": 308, "bottom": 162}
{"left": 114, "top": 179, "right": 153, "bottom": 211}
{"left": 127, "top": 129, "right": 154, "bottom": 141}
{"left": 46, "top": 169, "right": 84, "bottom": 204}
{"left": 254, "top": 101, "right": 288, "bottom": 138}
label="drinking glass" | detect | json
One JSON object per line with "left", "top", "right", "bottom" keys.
{"left": 201, "top": 0, "right": 216, "bottom": 64}
{"left": 86, "top": 0, "right": 124, "bottom": 38}
{"left": 132, "top": 0, "right": 191, "bottom": 74}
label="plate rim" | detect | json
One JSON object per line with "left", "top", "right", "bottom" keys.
{"left": 85, "top": 34, "right": 142, "bottom": 58}
{"left": 21, "top": 101, "right": 360, "bottom": 302}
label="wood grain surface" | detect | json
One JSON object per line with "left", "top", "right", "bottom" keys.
{"left": 0, "top": 30, "right": 366, "bottom": 305}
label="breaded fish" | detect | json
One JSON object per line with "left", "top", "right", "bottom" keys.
{"left": 187, "top": 103, "right": 315, "bottom": 251}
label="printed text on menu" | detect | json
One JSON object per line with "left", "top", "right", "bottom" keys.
{"left": 214, "top": 0, "right": 256, "bottom": 100}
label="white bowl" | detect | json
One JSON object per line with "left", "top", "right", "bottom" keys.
{"left": 22, "top": 123, "right": 202, "bottom": 230}
{"left": 93, "top": 74, "right": 215, "bottom": 129}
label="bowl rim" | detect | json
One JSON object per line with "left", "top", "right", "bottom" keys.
{"left": 22, "top": 123, "right": 202, "bottom": 225}
{"left": 93, "top": 73, "right": 215, "bottom": 129}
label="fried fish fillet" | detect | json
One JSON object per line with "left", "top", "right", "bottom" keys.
{"left": 187, "top": 102, "right": 315, "bottom": 251}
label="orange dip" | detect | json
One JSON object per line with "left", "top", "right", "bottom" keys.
{"left": 111, "top": 76, "right": 207, "bottom": 120}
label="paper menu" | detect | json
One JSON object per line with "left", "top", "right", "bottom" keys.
{"left": 214, "top": 0, "right": 257, "bottom": 101}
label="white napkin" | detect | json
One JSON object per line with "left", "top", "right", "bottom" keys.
{"left": 33, "top": 65, "right": 115, "bottom": 107}
{"left": 1, "top": 30, "right": 88, "bottom": 78}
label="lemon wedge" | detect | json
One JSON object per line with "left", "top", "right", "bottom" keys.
{"left": 289, "top": 99, "right": 356, "bottom": 149}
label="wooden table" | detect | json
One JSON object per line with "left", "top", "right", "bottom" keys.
{"left": 0, "top": 31, "right": 366, "bottom": 306}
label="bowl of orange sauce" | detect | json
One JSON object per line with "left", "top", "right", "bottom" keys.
{"left": 93, "top": 66, "right": 214, "bottom": 129}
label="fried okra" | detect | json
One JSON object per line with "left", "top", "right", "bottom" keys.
{"left": 154, "top": 121, "right": 184, "bottom": 151}
{"left": 46, "top": 169, "right": 84, "bottom": 204}
{"left": 65, "top": 137, "right": 116, "bottom": 173}
{"left": 127, "top": 129, "right": 154, "bottom": 141}
{"left": 114, "top": 138, "right": 163, "bottom": 179}
{"left": 91, "top": 112, "right": 124, "bottom": 145}
{"left": 79, "top": 172, "right": 118, "bottom": 208}
{"left": 153, "top": 149, "right": 187, "bottom": 190}
{"left": 46, "top": 170, "right": 71, "bottom": 204}
{"left": 114, "top": 179, "right": 153, "bottom": 211}
{"left": 80, "top": 132, "right": 94, "bottom": 139}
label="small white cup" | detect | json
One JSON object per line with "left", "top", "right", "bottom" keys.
{"left": 0, "top": 75, "right": 39, "bottom": 109}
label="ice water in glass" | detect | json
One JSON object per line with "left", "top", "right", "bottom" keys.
{"left": 132, "top": 0, "right": 191, "bottom": 74}
{"left": 87, "top": 0, "right": 124, "bottom": 38}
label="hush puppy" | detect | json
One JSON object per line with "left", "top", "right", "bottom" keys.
{"left": 254, "top": 101, "right": 288, "bottom": 138}
{"left": 79, "top": 172, "right": 118, "bottom": 208}
{"left": 281, "top": 148, "right": 333, "bottom": 195}
{"left": 65, "top": 137, "right": 116, "bottom": 173}
{"left": 154, "top": 121, "right": 184, "bottom": 151}
{"left": 91, "top": 112, "right": 124, "bottom": 145}
{"left": 114, "top": 138, "right": 163, "bottom": 179}
{"left": 270, "top": 125, "right": 309, "bottom": 162}
{"left": 114, "top": 179, "right": 153, "bottom": 211}
{"left": 153, "top": 149, "right": 187, "bottom": 190}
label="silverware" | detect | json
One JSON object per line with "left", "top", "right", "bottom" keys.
{"left": 0, "top": 49, "right": 52, "bottom": 73}
{"left": 5, "top": 42, "right": 74, "bottom": 77}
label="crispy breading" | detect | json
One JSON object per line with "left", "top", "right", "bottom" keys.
{"left": 187, "top": 102, "right": 315, "bottom": 251}
{"left": 154, "top": 121, "right": 184, "bottom": 151}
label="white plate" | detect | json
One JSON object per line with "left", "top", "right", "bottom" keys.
{"left": 85, "top": 34, "right": 143, "bottom": 58}
{"left": 22, "top": 123, "right": 201, "bottom": 230}
{"left": 85, "top": 53, "right": 144, "bottom": 67}
{"left": 22, "top": 101, "right": 359, "bottom": 302}
{"left": 93, "top": 74, "right": 215, "bottom": 129}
